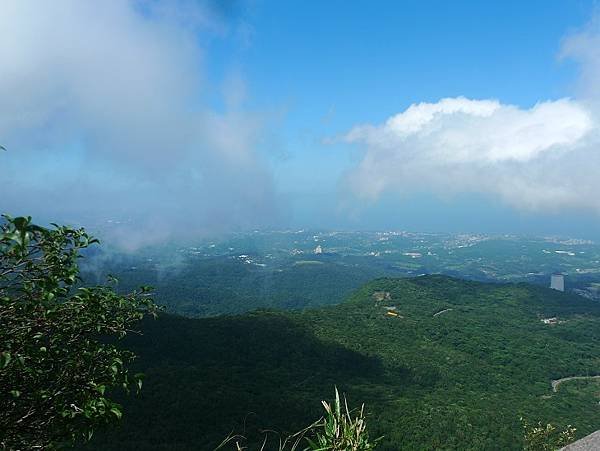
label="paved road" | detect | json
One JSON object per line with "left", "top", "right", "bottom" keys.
{"left": 551, "top": 375, "right": 600, "bottom": 392}
{"left": 433, "top": 308, "right": 453, "bottom": 317}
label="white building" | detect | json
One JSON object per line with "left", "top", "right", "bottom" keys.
{"left": 550, "top": 273, "right": 565, "bottom": 292}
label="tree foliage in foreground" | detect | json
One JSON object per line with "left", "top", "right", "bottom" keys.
{"left": 0, "top": 215, "right": 158, "bottom": 450}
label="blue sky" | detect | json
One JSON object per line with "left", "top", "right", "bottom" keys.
{"left": 1, "top": 0, "right": 600, "bottom": 246}
{"left": 214, "top": 0, "right": 598, "bottom": 234}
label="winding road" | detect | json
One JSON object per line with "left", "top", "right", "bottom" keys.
{"left": 433, "top": 308, "right": 453, "bottom": 317}
{"left": 551, "top": 375, "right": 600, "bottom": 392}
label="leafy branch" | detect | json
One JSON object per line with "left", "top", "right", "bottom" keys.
{"left": 0, "top": 215, "right": 159, "bottom": 449}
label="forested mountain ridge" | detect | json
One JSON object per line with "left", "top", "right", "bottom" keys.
{"left": 82, "top": 276, "right": 600, "bottom": 450}
{"left": 79, "top": 230, "right": 600, "bottom": 317}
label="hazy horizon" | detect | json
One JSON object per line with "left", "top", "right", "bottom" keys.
{"left": 2, "top": 0, "right": 600, "bottom": 249}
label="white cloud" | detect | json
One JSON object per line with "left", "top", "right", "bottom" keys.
{"left": 0, "top": 0, "right": 282, "bottom": 248}
{"left": 343, "top": 20, "right": 600, "bottom": 215}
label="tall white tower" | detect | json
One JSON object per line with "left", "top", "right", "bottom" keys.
{"left": 550, "top": 273, "right": 565, "bottom": 292}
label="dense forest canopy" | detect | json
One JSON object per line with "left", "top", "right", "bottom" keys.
{"left": 82, "top": 276, "right": 600, "bottom": 450}
{"left": 4, "top": 2, "right": 600, "bottom": 449}
{"left": 79, "top": 230, "right": 600, "bottom": 318}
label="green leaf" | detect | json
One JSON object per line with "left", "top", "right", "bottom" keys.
{"left": 12, "top": 216, "right": 31, "bottom": 231}
{"left": 0, "top": 351, "right": 11, "bottom": 368}
{"left": 110, "top": 407, "right": 122, "bottom": 420}
{"left": 134, "top": 373, "right": 145, "bottom": 392}
{"left": 0, "top": 215, "right": 157, "bottom": 449}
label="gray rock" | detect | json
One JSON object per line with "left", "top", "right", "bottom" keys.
{"left": 561, "top": 430, "right": 600, "bottom": 451}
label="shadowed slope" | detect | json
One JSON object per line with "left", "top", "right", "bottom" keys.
{"left": 82, "top": 276, "right": 600, "bottom": 450}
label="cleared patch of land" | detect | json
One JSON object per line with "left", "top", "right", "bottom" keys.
{"left": 372, "top": 291, "right": 391, "bottom": 302}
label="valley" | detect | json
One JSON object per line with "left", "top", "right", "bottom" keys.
{"left": 81, "top": 230, "right": 600, "bottom": 317}
{"left": 5, "top": 3, "right": 600, "bottom": 450}
{"left": 81, "top": 275, "right": 600, "bottom": 450}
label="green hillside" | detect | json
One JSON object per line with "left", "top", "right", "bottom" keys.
{"left": 80, "top": 231, "right": 600, "bottom": 318}
{"left": 82, "top": 276, "right": 600, "bottom": 450}
{"left": 82, "top": 254, "right": 390, "bottom": 317}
